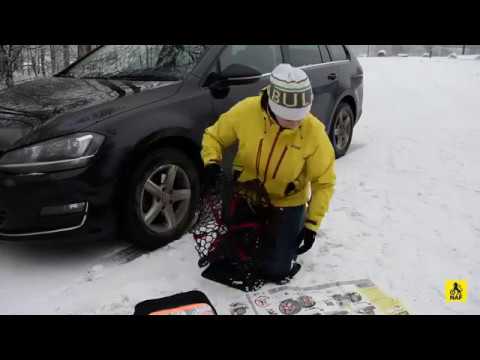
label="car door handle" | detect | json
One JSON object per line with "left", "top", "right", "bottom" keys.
{"left": 328, "top": 73, "right": 337, "bottom": 80}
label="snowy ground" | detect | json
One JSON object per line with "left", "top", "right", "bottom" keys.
{"left": 1, "top": 56, "right": 480, "bottom": 315}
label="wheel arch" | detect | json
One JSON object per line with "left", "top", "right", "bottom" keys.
{"left": 328, "top": 91, "right": 357, "bottom": 134}
{"left": 116, "top": 128, "right": 204, "bottom": 248}
{"left": 116, "top": 128, "right": 204, "bottom": 212}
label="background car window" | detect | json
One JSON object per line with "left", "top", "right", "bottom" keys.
{"left": 319, "top": 45, "right": 332, "bottom": 63}
{"left": 219, "top": 45, "right": 283, "bottom": 74}
{"left": 288, "top": 45, "right": 323, "bottom": 67}
{"left": 327, "top": 45, "right": 348, "bottom": 61}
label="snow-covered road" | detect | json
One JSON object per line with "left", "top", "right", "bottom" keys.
{"left": 1, "top": 56, "right": 480, "bottom": 314}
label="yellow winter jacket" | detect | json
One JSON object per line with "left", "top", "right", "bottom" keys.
{"left": 201, "top": 93, "right": 336, "bottom": 232}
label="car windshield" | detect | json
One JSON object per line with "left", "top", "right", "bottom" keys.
{"left": 58, "top": 45, "right": 208, "bottom": 81}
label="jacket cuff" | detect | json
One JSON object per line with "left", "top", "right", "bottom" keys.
{"left": 304, "top": 219, "right": 319, "bottom": 232}
{"left": 205, "top": 160, "right": 220, "bottom": 166}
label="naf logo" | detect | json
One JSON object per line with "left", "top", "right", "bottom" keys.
{"left": 445, "top": 280, "right": 467, "bottom": 303}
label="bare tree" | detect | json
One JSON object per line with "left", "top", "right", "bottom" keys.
{"left": 28, "top": 46, "right": 37, "bottom": 77}
{"left": 77, "top": 45, "right": 92, "bottom": 59}
{"left": 425, "top": 45, "right": 434, "bottom": 57}
{"left": 0, "top": 45, "right": 25, "bottom": 87}
{"left": 50, "top": 45, "right": 57, "bottom": 73}
{"left": 63, "top": 45, "right": 70, "bottom": 69}
{"left": 17, "top": 48, "right": 24, "bottom": 75}
{"left": 0, "top": 49, "right": 6, "bottom": 82}
{"left": 40, "top": 45, "right": 46, "bottom": 76}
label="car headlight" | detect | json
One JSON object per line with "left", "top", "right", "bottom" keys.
{"left": 0, "top": 133, "right": 105, "bottom": 174}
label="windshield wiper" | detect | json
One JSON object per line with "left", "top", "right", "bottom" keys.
{"left": 54, "top": 73, "right": 76, "bottom": 78}
{"left": 107, "top": 73, "right": 180, "bottom": 82}
{"left": 77, "top": 74, "right": 179, "bottom": 81}
{"left": 0, "top": 106, "right": 52, "bottom": 120}
{"left": 105, "top": 68, "right": 181, "bottom": 81}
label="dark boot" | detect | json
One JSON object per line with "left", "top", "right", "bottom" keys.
{"left": 262, "top": 262, "right": 302, "bottom": 285}
{"left": 201, "top": 259, "right": 265, "bottom": 292}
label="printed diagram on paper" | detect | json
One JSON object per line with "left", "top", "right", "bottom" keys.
{"left": 229, "top": 279, "right": 409, "bottom": 315}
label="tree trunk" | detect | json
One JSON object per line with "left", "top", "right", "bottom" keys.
{"left": 63, "top": 45, "right": 70, "bottom": 68}
{"left": 37, "top": 47, "right": 42, "bottom": 76}
{"left": 5, "top": 65, "right": 14, "bottom": 87}
{"left": 40, "top": 46, "right": 46, "bottom": 76}
{"left": 18, "top": 49, "right": 24, "bottom": 75}
{"left": 0, "top": 46, "right": 6, "bottom": 83}
{"left": 4, "top": 46, "right": 14, "bottom": 87}
{"left": 77, "top": 45, "right": 92, "bottom": 59}
{"left": 145, "top": 45, "right": 150, "bottom": 67}
{"left": 30, "top": 46, "right": 37, "bottom": 77}
{"left": 50, "top": 45, "right": 57, "bottom": 74}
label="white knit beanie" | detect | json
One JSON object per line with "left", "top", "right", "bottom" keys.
{"left": 267, "top": 63, "right": 313, "bottom": 121}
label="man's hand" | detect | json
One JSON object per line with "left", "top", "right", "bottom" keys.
{"left": 297, "top": 228, "right": 317, "bottom": 255}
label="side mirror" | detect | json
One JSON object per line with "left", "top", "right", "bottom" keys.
{"left": 205, "top": 64, "right": 262, "bottom": 89}
{"left": 221, "top": 64, "right": 262, "bottom": 85}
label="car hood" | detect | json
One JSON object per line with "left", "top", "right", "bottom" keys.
{"left": 0, "top": 77, "right": 180, "bottom": 152}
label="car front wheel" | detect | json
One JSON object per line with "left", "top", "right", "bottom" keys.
{"left": 123, "top": 147, "right": 200, "bottom": 250}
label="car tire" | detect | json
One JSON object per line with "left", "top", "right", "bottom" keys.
{"left": 123, "top": 147, "right": 200, "bottom": 250}
{"left": 329, "top": 102, "right": 354, "bottom": 158}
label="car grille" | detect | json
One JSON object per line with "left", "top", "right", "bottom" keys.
{"left": 0, "top": 210, "right": 6, "bottom": 227}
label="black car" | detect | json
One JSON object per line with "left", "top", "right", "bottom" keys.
{"left": 0, "top": 45, "right": 363, "bottom": 249}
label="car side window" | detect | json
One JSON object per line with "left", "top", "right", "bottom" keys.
{"left": 219, "top": 45, "right": 283, "bottom": 75}
{"left": 288, "top": 45, "right": 323, "bottom": 67}
{"left": 319, "top": 45, "right": 332, "bottom": 63}
{"left": 327, "top": 45, "right": 348, "bottom": 61}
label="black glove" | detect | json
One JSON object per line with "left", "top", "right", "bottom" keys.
{"left": 297, "top": 227, "right": 317, "bottom": 255}
{"left": 203, "top": 163, "right": 223, "bottom": 191}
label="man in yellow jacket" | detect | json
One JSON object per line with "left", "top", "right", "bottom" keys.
{"left": 201, "top": 63, "right": 336, "bottom": 282}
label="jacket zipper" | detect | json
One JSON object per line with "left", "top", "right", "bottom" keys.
{"left": 256, "top": 139, "right": 263, "bottom": 178}
{"left": 272, "top": 146, "right": 288, "bottom": 180}
{"left": 263, "top": 130, "right": 281, "bottom": 183}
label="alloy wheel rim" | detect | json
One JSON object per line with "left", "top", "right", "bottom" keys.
{"left": 334, "top": 109, "right": 352, "bottom": 151}
{"left": 140, "top": 164, "right": 191, "bottom": 234}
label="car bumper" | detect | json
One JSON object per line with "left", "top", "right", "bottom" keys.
{"left": 0, "top": 165, "right": 117, "bottom": 241}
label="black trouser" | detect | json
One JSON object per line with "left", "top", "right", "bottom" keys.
{"left": 260, "top": 205, "right": 306, "bottom": 280}
{"left": 223, "top": 175, "right": 306, "bottom": 281}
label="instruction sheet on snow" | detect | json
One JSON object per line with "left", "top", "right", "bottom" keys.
{"left": 226, "top": 279, "right": 409, "bottom": 315}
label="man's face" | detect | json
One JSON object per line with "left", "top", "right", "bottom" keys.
{"left": 277, "top": 116, "right": 303, "bottom": 129}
